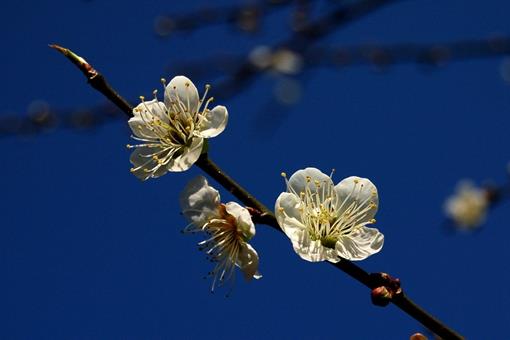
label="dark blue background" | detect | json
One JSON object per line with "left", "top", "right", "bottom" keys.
{"left": 1, "top": 1, "right": 509, "bottom": 338}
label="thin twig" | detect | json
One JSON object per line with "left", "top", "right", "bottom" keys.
{"left": 49, "top": 44, "right": 133, "bottom": 117}
{"left": 52, "top": 45, "right": 463, "bottom": 339}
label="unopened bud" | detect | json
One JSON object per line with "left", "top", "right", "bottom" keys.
{"left": 409, "top": 333, "right": 428, "bottom": 340}
{"left": 49, "top": 44, "right": 97, "bottom": 78}
{"left": 371, "top": 286, "right": 392, "bottom": 307}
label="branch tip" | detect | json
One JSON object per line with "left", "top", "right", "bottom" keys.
{"left": 50, "top": 43, "right": 96, "bottom": 78}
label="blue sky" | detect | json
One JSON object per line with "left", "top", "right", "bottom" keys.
{"left": 1, "top": 1, "right": 509, "bottom": 338}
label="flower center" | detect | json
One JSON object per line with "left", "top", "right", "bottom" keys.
{"left": 296, "top": 176, "right": 377, "bottom": 249}
{"left": 193, "top": 204, "right": 246, "bottom": 291}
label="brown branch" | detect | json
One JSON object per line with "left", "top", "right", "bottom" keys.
{"left": 53, "top": 45, "right": 463, "bottom": 340}
{"left": 49, "top": 44, "right": 133, "bottom": 117}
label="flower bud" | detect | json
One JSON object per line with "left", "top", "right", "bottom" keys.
{"left": 409, "top": 333, "right": 428, "bottom": 340}
{"left": 371, "top": 286, "right": 392, "bottom": 307}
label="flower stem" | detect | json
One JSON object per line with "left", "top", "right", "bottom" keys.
{"left": 195, "top": 155, "right": 279, "bottom": 229}
{"left": 49, "top": 44, "right": 133, "bottom": 118}
{"left": 52, "top": 45, "right": 463, "bottom": 339}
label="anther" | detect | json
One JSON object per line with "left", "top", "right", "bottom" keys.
{"left": 281, "top": 172, "right": 287, "bottom": 178}
{"left": 160, "top": 78, "right": 166, "bottom": 86}
{"left": 139, "top": 95, "right": 145, "bottom": 101}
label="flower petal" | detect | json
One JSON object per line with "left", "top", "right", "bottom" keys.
{"left": 334, "top": 176, "right": 379, "bottom": 222}
{"left": 195, "top": 105, "right": 228, "bottom": 138}
{"left": 237, "top": 243, "right": 262, "bottom": 280}
{"left": 129, "top": 100, "right": 167, "bottom": 139}
{"left": 287, "top": 167, "right": 333, "bottom": 196}
{"left": 225, "top": 202, "right": 255, "bottom": 240}
{"left": 335, "top": 226, "right": 384, "bottom": 261}
{"left": 166, "top": 137, "right": 204, "bottom": 172}
{"left": 164, "top": 76, "right": 199, "bottom": 114}
{"left": 275, "top": 192, "right": 340, "bottom": 263}
{"left": 129, "top": 146, "right": 168, "bottom": 181}
{"left": 179, "top": 176, "right": 220, "bottom": 226}
{"left": 275, "top": 192, "right": 306, "bottom": 242}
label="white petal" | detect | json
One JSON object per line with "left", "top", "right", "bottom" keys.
{"left": 237, "top": 243, "right": 261, "bottom": 280}
{"left": 166, "top": 137, "right": 204, "bottom": 172}
{"left": 334, "top": 176, "right": 379, "bottom": 221}
{"left": 287, "top": 167, "right": 333, "bottom": 196}
{"left": 225, "top": 202, "right": 255, "bottom": 240}
{"left": 195, "top": 105, "right": 228, "bottom": 138}
{"left": 275, "top": 192, "right": 306, "bottom": 243}
{"left": 129, "top": 100, "right": 167, "bottom": 138}
{"left": 128, "top": 116, "right": 155, "bottom": 139}
{"left": 179, "top": 176, "right": 220, "bottom": 226}
{"left": 164, "top": 76, "right": 199, "bottom": 114}
{"left": 129, "top": 146, "right": 168, "bottom": 181}
{"left": 133, "top": 99, "right": 168, "bottom": 121}
{"left": 335, "top": 226, "right": 384, "bottom": 261}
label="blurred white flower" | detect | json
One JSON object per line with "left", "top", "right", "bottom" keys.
{"left": 180, "top": 176, "right": 261, "bottom": 292}
{"left": 444, "top": 181, "right": 488, "bottom": 229}
{"left": 248, "top": 45, "right": 303, "bottom": 75}
{"left": 275, "top": 168, "right": 384, "bottom": 262}
{"left": 127, "top": 76, "right": 228, "bottom": 180}
{"left": 271, "top": 49, "right": 303, "bottom": 75}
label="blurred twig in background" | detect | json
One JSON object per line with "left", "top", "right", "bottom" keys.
{"left": 4, "top": 36, "right": 509, "bottom": 139}
{"left": 154, "top": 0, "right": 307, "bottom": 36}
{"left": 2, "top": 0, "right": 510, "bottom": 140}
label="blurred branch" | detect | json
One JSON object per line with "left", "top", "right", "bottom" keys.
{"left": 311, "top": 35, "right": 510, "bottom": 68}
{"left": 0, "top": 36, "right": 510, "bottom": 138}
{"left": 0, "top": 103, "right": 123, "bottom": 138}
{"left": 1, "top": 0, "right": 396, "bottom": 138}
{"left": 52, "top": 44, "right": 463, "bottom": 340}
{"left": 169, "top": 36, "right": 510, "bottom": 80}
{"left": 154, "top": 0, "right": 313, "bottom": 36}
{"left": 214, "top": 0, "right": 399, "bottom": 99}
{"left": 3, "top": 35, "right": 509, "bottom": 139}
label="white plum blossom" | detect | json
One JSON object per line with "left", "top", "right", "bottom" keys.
{"left": 444, "top": 180, "right": 489, "bottom": 230}
{"left": 127, "top": 76, "right": 228, "bottom": 180}
{"left": 180, "top": 176, "right": 261, "bottom": 292}
{"left": 275, "top": 168, "right": 384, "bottom": 262}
